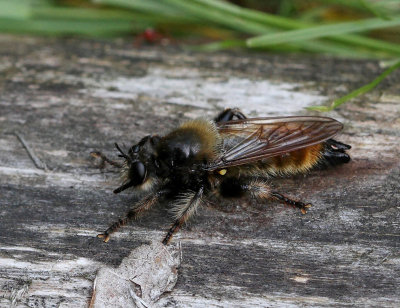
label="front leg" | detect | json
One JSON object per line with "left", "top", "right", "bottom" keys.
{"left": 98, "top": 189, "right": 168, "bottom": 242}
{"left": 91, "top": 151, "right": 123, "bottom": 169}
{"left": 91, "top": 143, "right": 131, "bottom": 169}
{"left": 219, "top": 177, "right": 311, "bottom": 214}
{"left": 162, "top": 187, "right": 204, "bottom": 245}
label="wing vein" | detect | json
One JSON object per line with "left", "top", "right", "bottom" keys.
{"left": 207, "top": 116, "right": 343, "bottom": 171}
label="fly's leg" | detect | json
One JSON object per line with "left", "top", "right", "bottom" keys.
{"left": 91, "top": 143, "right": 131, "bottom": 169}
{"left": 219, "top": 177, "right": 311, "bottom": 214}
{"left": 214, "top": 108, "right": 247, "bottom": 123}
{"left": 90, "top": 151, "right": 123, "bottom": 168}
{"left": 322, "top": 139, "right": 351, "bottom": 166}
{"left": 162, "top": 187, "right": 204, "bottom": 245}
{"left": 270, "top": 192, "right": 312, "bottom": 214}
{"left": 98, "top": 190, "right": 167, "bottom": 242}
{"left": 326, "top": 138, "right": 351, "bottom": 151}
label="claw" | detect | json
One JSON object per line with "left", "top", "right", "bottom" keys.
{"left": 300, "top": 203, "right": 312, "bottom": 214}
{"left": 97, "top": 233, "right": 110, "bottom": 243}
{"left": 90, "top": 151, "right": 107, "bottom": 169}
{"left": 90, "top": 151, "right": 101, "bottom": 158}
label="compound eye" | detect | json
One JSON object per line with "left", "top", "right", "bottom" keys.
{"left": 130, "top": 161, "right": 147, "bottom": 185}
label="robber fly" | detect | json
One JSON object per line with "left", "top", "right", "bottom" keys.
{"left": 92, "top": 108, "right": 351, "bottom": 245}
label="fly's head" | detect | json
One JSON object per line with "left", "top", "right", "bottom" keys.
{"left": 113, "top": 135, "right": 161, "bottom": 194}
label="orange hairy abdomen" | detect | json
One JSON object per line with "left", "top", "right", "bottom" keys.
{"left": 268, "top": 144, "right": 323, "bottom": 175}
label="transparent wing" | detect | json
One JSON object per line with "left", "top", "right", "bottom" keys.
{"left": 207, "top": 116, "right": 343, "bottom": 170}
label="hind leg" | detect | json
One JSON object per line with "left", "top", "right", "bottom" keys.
{"left": 214, "top": 108, "right": 247, "bottom": 123}
{"left": 322, "top": 139, "right": 351, "bottom": 166}
{"left": 326, "top": 139, "right": 351, "bottom": 151}
{"left": 219, "top": 177, "right": 311, "bottom": 214}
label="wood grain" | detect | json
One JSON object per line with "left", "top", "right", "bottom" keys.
{"left": 0, "top": 34, "right": 399, "bottom": 307}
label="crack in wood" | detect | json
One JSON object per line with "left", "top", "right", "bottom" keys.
{"left": 14, "top": 132, "right": 48, "bottom": 171}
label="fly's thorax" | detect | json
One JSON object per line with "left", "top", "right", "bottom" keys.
{"left": 155, "top": 119, "right": 220, "bottom": 168}
{"left": 116, "top": 119, "right": 222, "bottom": 194}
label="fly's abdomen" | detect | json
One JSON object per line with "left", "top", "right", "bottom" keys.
{"left": 267, "top": 144, "right": 323, "bottom": 175}
{"left": 247, "top": 139, "right": 350, "bottom": 176}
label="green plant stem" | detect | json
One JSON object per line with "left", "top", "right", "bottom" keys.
{"left": 308, "top": 59, "right": 400, "bottom": 112}
{"left": 247, "top": 16, "right": 400, "bottom": 48}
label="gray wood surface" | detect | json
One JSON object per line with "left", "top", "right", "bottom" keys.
{"left": 0, "top": 34, "right": 399, "bottom": 307}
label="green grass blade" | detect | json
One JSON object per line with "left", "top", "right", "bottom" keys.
{"left": 360, "top": 0, "right": 391, "bottom": 20}
{"left": 192, "top": 0, "right": 303, "bottom": 29}
{"left": 308, "top": 59, "right": 400, "bottom": 112}
{"left": 247, "top": 16, "right": 400, "bottom": 48}
{"left": 0, "top": 0, "right": 398, "bottom": 57}
{"left": 318, "top": 0, "right": 400, "bottom": 16}
{"left": 190, "top": 39, "right": 247, "bottom": 52}
{"left": 192, "top": 0, "right": 400, "bottom": 57}
{"left": 163, "top": 0, "right": 277, "bottom": 34}
{"left": 0, "top": 18, "right": 140, "bottom": 37}
{"left": 93, "top": 0, "right": 189, "bottom": 18}
{"left": 33, "top": 7, "right": 141, "bottom": 21}
{"left": 332, "top": 34, "right": 400, "bottom": 55}
{"left": 0, "top": 0, "right": 32, "bottom": 19}
{"left": 163, "top": 0, "right": 384, "bottom": 57}
{"left": 32, "top": 6, "right": 186, "bottom": 25}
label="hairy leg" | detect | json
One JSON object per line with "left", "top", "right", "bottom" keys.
{"left": 219, "top": 177, "right": 311, "bottom": 214}
{"left": 162, "top": 187, "right": 204, "bottom": 245}
{"left": 98, "top": 189, "right": 168, "bottom": 242}
{"left": 214, "top": 108, "right": 247, "bottom": 123}
{"left": 270, "top": 192, "right": 311, "bottom": 214}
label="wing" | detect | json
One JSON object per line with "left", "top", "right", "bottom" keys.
{"left": 207, "top": 116, "right": 343, "bottom": 171}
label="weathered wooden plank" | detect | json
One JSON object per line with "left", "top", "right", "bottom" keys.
{"left": 0, "top": 34, "right": 399, "bottom": 307}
